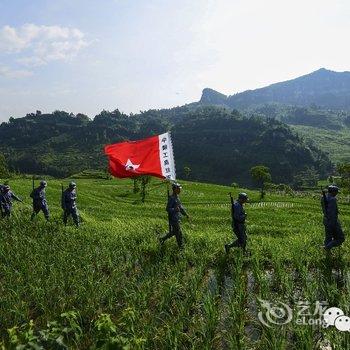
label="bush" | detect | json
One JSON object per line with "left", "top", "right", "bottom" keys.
{"left": 265, "top": 182, "right": 294, "bottom": 195}
{"left": 0, "top": 153, "right": 10, "bottom": 178}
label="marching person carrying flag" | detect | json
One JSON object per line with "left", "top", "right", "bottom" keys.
{"left": 105, "top": 132, "right": 191, "bottom": 249}
{"left": 159, "top": 182, "right": 189, "bottom": 249}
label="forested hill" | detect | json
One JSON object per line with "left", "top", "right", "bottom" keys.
{"left": 0, "top": 106, "right": 331, "bottom": 186}
{"left": 244, "top": 104, "right": 350, "bottom": 131}
{"left": 200, "top": 68, "right": 350, "bottom": 110}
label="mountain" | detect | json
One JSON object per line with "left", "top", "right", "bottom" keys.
{"left": 200, "top": 88, "right": 228, "bottom": 106}
{"left": 0, "top": 107, "right": 331, "bottom": 186}
{"left": 198, "top": 68, "right": 350, "bottom": 164}
{"left": 200, "top": 68, "right": 350, "bottom": 110}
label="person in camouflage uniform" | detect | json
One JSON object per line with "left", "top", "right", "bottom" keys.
{"left": 225, "top": 192, "right": 248, "bottom": 253}
{"left": 30, "top": 180, "right": 49, "bottom": 221}
{"left": 0, "top": 185, "right": 22, "bottom": 218}
{"left": 61, "top": 182, "right": 79, "bottom": 227}
{"left": 160, "top": 182, "right": 189, "bottom": 249}
{"left": 0, "top": 184, "right": 4, "bottom": 217}
{"left": 321, "top": 185, "right": 344, "bottom": 250}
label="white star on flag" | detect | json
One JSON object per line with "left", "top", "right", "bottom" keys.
{"left": 125, "top": 159, "right": 140, "bottom": 172}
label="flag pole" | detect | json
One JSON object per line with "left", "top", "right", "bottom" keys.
{"left": 167, "top": 180, "right": 171, "bottom": 234}
{"left": 61, "top": 182, "right": 64, "bottom": 210}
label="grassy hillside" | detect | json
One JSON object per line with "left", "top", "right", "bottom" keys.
{"left": 291, "top": 125, "right": 350, "bottom": 164}
{"left": 240, "top": 104, "right": 350, "bottom": 165}
{"left": 0, "top": 178, "right": 349, "bottom": 349}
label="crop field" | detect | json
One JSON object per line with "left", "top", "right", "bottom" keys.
{"left": 291, "top": 125, "right": 350, "bottom": 164}
{"left": 1, "top": 178, "right": 350, "bottom": 349}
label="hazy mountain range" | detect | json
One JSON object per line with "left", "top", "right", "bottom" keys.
{"left": 199, "top": 68, "right": 350, "bottom": 110}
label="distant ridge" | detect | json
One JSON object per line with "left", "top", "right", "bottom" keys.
{"left": 0, "top": 107, "right": 331, "bottom": 185}
{"left": 200, "top": 68, "right": 350, "bottom": 110}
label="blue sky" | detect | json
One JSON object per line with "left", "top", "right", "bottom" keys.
{"left": 0, "top": 0, "right": 349, "bottom": 121}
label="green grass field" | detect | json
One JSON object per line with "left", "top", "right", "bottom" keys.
{"left": 292, "top": 125, "right": 350, "bottom": 164}
{"left": 1, "top": 178, "right": 350, "bottom": 349}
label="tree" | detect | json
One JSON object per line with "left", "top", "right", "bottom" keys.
{"left": 337, "top": 163, "right": 350, "bottom": 194}
{"left": 183, "top": 166, "right": 191, "bottom": 179}
{"left": 133, "top": 178, "right": 140, "bottom": 193}
{"left": 0, "top": 153, "right": 10, "bottom": 178}
{"left": 76, "top": 113, "right": 90, "bottom": 123}
{"left": 292, "top": 167, "right": 319, "bottom": 189}
{"left": 105, "top": 167, "right": 112, "bottom": 180}
{"left": 250, "top": 165, "right": 271, "bottom": 199}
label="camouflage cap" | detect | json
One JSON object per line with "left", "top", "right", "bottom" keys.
{"left": 328, "top": 185, "right": 339, "bottom": 193}
{"left": 40, "top": 180, "right": 47, "bottom": 187}
{"left": 69, "top": 181, "right": 77, "bottom": 188}
{"left": 172, "top": 182, "right": 182, "bottom": 190}
{"left": 238, "top": 192, "right": 249, "bottom": 200}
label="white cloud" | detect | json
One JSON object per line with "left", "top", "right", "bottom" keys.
{"left": 0, "top": 24, "right": 89, "bottom": 67}
{"left": 0, "top": 65, "right": 33, "bottom": 78}
{"left": 0, "top": 25, "right": 27, "bottom": 52}
{"left": 16, "top": 56, "right": 46, "bottom": 67}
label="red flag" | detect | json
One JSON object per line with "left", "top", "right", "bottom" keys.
{"left": 104, "top": 132, "right": 176, "bottom": 180}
